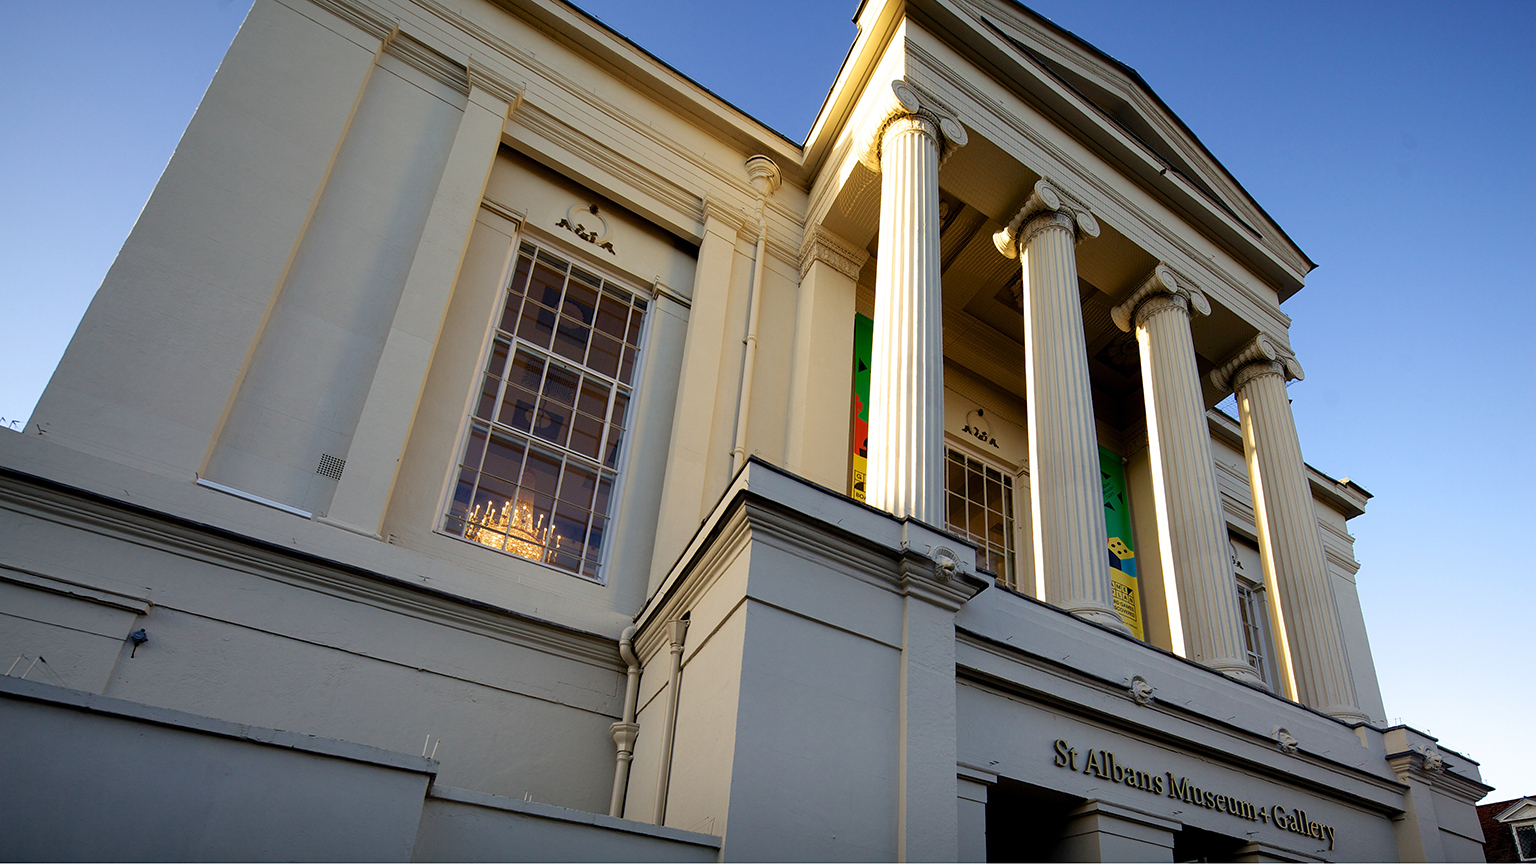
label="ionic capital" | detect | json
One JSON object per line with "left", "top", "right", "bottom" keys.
{"left": 798, "top": 225, "right": 868, "bottom": 281}
{"left": 1111, "top": 264, "right": 1211, "bottom": 332}
{"left": 857, "top": 79, "right": 967, "bottom": 172}
{"left": 1209, "top": 334, "right": 1306, "bottom": 393}
{"left": 993, "top": 178, "right": 1100, "bottom": 259}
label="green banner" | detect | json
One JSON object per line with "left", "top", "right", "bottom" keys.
{"left": 1100, "top": 446, "right": 1143, "bottom": 640}
{"left": 850, "top": 314, "right": 873, "bottom": 501}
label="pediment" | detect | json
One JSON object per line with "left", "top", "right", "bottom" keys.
{"left": 1497, "top": 799, "right": 1536, "bottom": 824}
{"left": 922, "top": 0, "right": 1315, "bottom": 295}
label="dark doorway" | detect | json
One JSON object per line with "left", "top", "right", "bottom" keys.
{"left": 1172, "top": 823, "right": 1249, "bottom": 862}
{"left": 986, "top": 778, "right": 1082, "bottom": 862}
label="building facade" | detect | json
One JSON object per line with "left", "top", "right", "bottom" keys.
{"left": 0, "top": 0, "right": 1492, "bottom": 860}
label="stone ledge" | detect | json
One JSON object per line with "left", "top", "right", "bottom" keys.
{"left": 0, "top": 676, "right": 437, "bottom": 777}
{"left": 426, "top": 785, "right": 722, "bottom": 848}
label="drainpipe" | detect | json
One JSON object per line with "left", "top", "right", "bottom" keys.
{"left": 608, "top": 625, "right": 641, "bottom": 818}
{"left": 653, "top": 617, "right": 690, "bottom": 825}
{"left": 729, "top": 156, "right": 782, "bottom": 476}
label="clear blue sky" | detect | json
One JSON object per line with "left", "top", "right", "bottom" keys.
{"left": 2, "top": 1, "right": 1531, "bottom": 798}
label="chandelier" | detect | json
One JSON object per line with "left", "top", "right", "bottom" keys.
{"left": 464, "top": 497, "right": 561, "bottom": 561}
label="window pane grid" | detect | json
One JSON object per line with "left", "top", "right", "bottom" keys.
{"left": 944, "top": 449, "right": 1015, "bottom": 589}
{"left": 1515, "top": 825, "right": 1536, "bottom": 861}
{"left": 444, "top": 241, "right": 646, "bottom": 580}
{"left": 1235, "top": 581, "right": 1269, "bottom": 684}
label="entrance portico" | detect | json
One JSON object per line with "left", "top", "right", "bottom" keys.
{"left": 808, "top": 24, "right": 1365, "bottom": 720}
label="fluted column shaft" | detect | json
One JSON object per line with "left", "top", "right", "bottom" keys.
{"left": 1018, "top": 212, "right": 1127, "bottom": 633}
{"left": 1234, "top": 362, "right": 1366, "bottom": 720}
{"left": 867, "top": 114, "right": 945, "bottom": 523}
{"left": 1134, "top": 293, "right": 1261, "bottom": 683}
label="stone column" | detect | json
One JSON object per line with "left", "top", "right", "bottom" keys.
{"left": 1111, "top": 265, "right": 1261, "bottom": 684}
{"left": 861, "top": 80, "right": 965, "bottom": 523}
{"left": 994, "top": 179, "right": 1128, "bottom": 634}
{"left": 1212, "top": 336, "right": 1367, "bottom": 721}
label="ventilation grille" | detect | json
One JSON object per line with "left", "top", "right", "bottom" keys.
{"left": 316, "top": 454, "right": 346, "bottom": 481}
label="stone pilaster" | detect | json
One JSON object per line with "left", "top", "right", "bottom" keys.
{"left": 324, "top": 63, "right": 522, "bottom": 537}
{"left": 863, "top": 80, "right": 965, "bottom": 523}
{"left": 1112, "top": 265, "right": 1261, "bottom": 684}
{"left": 1212, "top": 336, "right": 1367, "bottom": 721}
{"left": 995, "top": 179, "right": 1128, "bottom": 635}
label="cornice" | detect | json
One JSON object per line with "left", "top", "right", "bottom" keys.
{"left": 308, "top": 0, "right": 399, "bottom": 42}
{"left": 1385, "top": 750, "right": 1493, "bottom": 804}
{"left": 700, "top": 195, "right": 747, "bottom": 236}
{"left": 955, "top": 629, "right": 1410, "bottom": 810}
{"left": 798, "top": 226, "right": 869, "bottom": 281}
{"left": 384, "top": 30, "right": 469, "bottom": 96}
{"left": 470, "top": 0, "right": 801, "bottom": 167}
{"left": 411, "top": 0, "right": 805, "bottom": 221}
{"left": 479, "top": 196, "right": 525, "bottom": 227}
{"left": 467, "top": 57, "right": 524, "bottom": 110}
{"left": 515, "top": 102, "right": 702, "bottom": 224}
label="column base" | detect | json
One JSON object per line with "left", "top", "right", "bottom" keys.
{"left": 1211, "top": 661, "right": 1270, "bottom": 690}
{"left": 1070, "top": 606, "right": 1134, "bottom": 637}
{"left": 1319, "top": 706, "right": 1372, "bottom": 724}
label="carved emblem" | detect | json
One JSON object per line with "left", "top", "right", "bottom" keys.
{"left": 1415, "top": 745, "right": 1445, "bottom": 773}
{"left": 961, "top": 408, "right": 1000, "bottom": 449}
{"left": 555, "top": 203, "right": 616, "bottom": 255}
{"left": 1273, "top": 727, "right": 1300, "bottom": 754}
{"left": 932, "top": 546, "right": 961, "bottom": 583}
{"left": 1125, "top": 675, "right": 1155, "bottom": 706}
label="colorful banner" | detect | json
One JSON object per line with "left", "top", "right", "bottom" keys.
{"left": 850, "top": 314, "right": 873, "bottom": 501}
{"left": 1100, "top": 446, "right": 1144, "bottom": 640}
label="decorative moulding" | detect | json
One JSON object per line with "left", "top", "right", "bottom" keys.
{"left": 309, "top": 0, "right": 399, "bottom": 43}
{"left": 479, "top": 197, "right": 525, "bottom": 227}
{"left": 798, "top": 226, "right": 868, "bottom": 281}
{"left": 1415, "top": 744, "right": 1446, "bottom": 773}
{"left": 701, "top": 195, "right": 748, "bottom": 235}
{"left": 514, "top": 104, "right": 702, "bottom": 228}
{"left": 385, "top": 31, "right": 469, "bottom": 96}
{"left": 467, "top": 58, "right": 524, "bottom": 112}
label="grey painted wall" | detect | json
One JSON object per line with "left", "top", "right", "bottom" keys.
{"left": 0, "top": 678, "right": 433, "bottom": 862}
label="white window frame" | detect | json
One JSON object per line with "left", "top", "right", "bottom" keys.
{"left": 1230, "top": 537, "right": 1280, "bottom": 686}
{"left": 943, "top": 442, "right": 1022, "bottom": 591}
{"left": 1514, "top": 823, "right": 1536, "bottom": 862}
{"left": 436, "top": 234, "right": 650, "bottom": 584}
